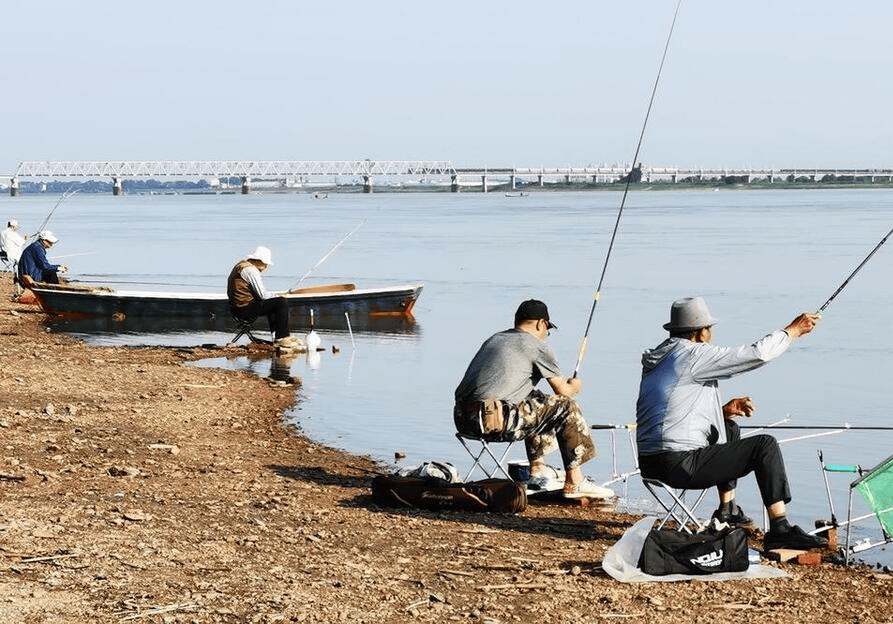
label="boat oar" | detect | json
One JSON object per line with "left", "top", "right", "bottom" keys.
{"left": 572, "top": 0, "right": 683, "bottom": 378}
{"left": 818, "top": 225, "right": 893, "bottom": 313}
{"left": 292, "top": 220, "right": 365, "bottom": 289}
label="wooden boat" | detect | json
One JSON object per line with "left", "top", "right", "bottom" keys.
{"left": 26, "top": 280, "right": 423, "bottom": 324}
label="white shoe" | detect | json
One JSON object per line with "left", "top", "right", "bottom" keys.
{"left": 563, "top": 477, "right": 615, "bottom": 500}
{"left": 275, "top": 336, "right": 301, "bottom": 348}
{"left": 525, "top": 465, "right": 564, "bottom": 493}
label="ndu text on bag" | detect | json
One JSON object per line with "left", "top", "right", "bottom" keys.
{"left": 637, "top": 526, "right": 749, "bottom": 575}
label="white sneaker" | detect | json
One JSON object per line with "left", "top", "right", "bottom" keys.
{"left": 526, "top": 474, "right": 559, "bottom": 493}
{"left": 274, "top": 336, "right": 302, "bottom": 350}
{"left": 525, "top": 465, "right": 563, "bottom": 493}
{"left": 563, "top": 477, "right": 615, "bottom": 500}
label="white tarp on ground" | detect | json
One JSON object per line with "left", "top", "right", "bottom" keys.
{"left": 603, "top": 516, "right": 788, "bottom": 583}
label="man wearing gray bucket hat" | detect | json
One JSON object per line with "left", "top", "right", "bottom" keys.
{"left": 636, "top": 296, "right": 827, "bottom": 552}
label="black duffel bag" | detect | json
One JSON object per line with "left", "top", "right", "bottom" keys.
{"left": 637, "top": 526, "right": 750, "bottom": 575}
{"left": 371, "top": 475, "right": 527, "bottom": 513}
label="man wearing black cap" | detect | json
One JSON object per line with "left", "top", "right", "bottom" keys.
{"left": 454, "top": 299, "right": 611, "bottom": 499}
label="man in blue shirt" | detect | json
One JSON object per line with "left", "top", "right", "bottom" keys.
{"left": 18, "top": 230, "right": 67, "bottom": 285}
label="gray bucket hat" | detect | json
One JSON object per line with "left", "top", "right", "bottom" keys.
{"left": 663, "top": 296, "right": 718, "bottom": 332}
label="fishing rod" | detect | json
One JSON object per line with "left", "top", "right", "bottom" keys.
{"left": 818, "top": 225, "right": 893, "bottom": 313}
{"left": 572, "top": 0, "right": 683, "bottom": 378}
{"left": 291, "top": 220, "right": 366, "bottom": 289}
{"left": 742, "top": 424, "right": 893, "bottom": 431}
{"left": 35, "top": 189, "right": 77, "bottom": 234}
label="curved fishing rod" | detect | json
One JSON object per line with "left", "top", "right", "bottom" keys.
{"left": 818, "top": 225, "right": 893, "bottom": 313}
{"left": 291, "top": 220, "right": 366, "bottom": 289}
{"left": 35, "top": 189, "right": 77, "bottom": 235}
{"left": 572, "top": 0, "right": 683, "bottom": 378}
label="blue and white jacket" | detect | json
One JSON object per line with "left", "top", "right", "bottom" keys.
{"left": 636, "top": 330, "right": 791, "bottom": 455}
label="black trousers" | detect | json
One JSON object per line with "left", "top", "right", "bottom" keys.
{"left": 638, "top": 419, "right": 792, "bottom": 507}
{"left": 234, "top": 297, "right": 290, "bottom": 340}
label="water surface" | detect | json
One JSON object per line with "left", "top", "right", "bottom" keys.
{"left": 4, "top": 188, "right": 891, "bottom": 560}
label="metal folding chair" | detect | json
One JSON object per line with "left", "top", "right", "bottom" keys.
{"left": 818, "top": 450, "right": 893, "bottom": 564}
{"left": 641, "top": 477, "right": 709, "bottom": 533}
{"left": 454, "top": 432, "right": 519, "bottom": 482}
{"left": 228, "top": 313, "right": 272, "bottom": 346}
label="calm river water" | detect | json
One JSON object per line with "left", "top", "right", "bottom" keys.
{"left": 2, "top": 187, "right": 891, "bottom": 558}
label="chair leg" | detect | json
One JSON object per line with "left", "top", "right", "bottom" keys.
{"left": 455, "top": 433, "right": 516, "bottom": 482}
{"left": 642, "top": 478, "right": 707, "bottom": 533}
{"left": 229, "top": 322, "right": 272, "bottom": 346}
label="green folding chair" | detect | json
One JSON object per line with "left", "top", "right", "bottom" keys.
{"left": 818, "top": 450, "right": 893, "bottom": 565}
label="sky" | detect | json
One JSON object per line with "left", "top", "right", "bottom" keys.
{"left": 2, "top": 0, "right": 892, "bottom": 174}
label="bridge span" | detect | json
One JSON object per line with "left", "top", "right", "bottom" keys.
{"left": 4, "top": 160, "right": 893, "bottom": 195}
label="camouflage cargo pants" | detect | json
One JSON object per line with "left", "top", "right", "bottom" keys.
{"left": 506, "top": 390, "right": 596, "bottom": 471}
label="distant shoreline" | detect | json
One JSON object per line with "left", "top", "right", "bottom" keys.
{"left": 7, "top": 179, "right": 893, "bottom": 197}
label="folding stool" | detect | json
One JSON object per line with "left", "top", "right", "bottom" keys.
{"left": 641, "top": 477, "right": 709, "bottom": 533}
{"left": 454, "top": 431, "right": 519, "bottom": 482}
{"left": 228, "top": 314, "right": 272, "bottom": 346}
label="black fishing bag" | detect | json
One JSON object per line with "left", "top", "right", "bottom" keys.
{"left": 371, "top": 475, "right": 527, "bottom": 513}
{"left": 637, "top": 526, "right": 749, "bottom": 575}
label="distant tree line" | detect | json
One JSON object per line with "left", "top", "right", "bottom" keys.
{"left": 14, "top": 179, "right": 211, "bottom": 194}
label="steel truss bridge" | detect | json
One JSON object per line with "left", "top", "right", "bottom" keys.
{"left": 5, "top": 160, "right": 893, "bottom": 195}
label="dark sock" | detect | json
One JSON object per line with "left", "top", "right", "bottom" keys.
{"left": 769, "top": 515, "right": 791, "bottom": 533}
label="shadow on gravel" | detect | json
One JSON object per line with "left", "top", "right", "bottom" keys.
{"left": 268, "top": 464, "right": 370, "bottom": 489}
{"left": 342, "top": 490, "right": 635, "bottom": 544}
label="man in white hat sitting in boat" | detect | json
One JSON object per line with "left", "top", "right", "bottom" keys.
{"left": 454, "top": 299, "right": 612, "bottom": 500}
{"left": 17, "top": 230, "right": 67, "bottom": 286}
{"left": 227, "top": 246, "right": 300, "bottom": 350}
{"left": 635, "top": 296, "right": 827, "bottom": 552}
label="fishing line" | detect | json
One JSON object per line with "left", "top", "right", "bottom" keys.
{"left": 35, "top": 189, "right": 77, "bottom": 234}
{"left": 741, "top": 425, "right": 893, "bottom": 431}
{"left": 818, "top": 225, "right": 893, "bottom": 313}
{"left": 572, "top": 0, "right": 683, "bottom": 377}
{"left": 292, "top": 220, "right": 366, "bottom": 289}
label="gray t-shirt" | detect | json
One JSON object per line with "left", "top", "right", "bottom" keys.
{"left": 455, "top": 328, "right": 563, "bottom": 406}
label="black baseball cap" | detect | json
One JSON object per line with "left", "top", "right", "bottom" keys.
{"left": 514, "top": 299, "right": 557, "bottom": 329}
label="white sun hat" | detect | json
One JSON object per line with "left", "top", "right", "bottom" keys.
{"left": 38, "top": 230, "right": 59, "bottom": 244}
{"left": 246, "top": 246, "right": 273, "bottom": 266}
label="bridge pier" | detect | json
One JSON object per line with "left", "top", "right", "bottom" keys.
{"left": 538, "top": 174, "right": 544, "bottom": 187}
{"left": 363, "top": 175, "right": 373, "bottom": 193}
{"left": 451, "top": 175, "right": 459, "bottom": 192}
{"left": 9, "top": 177, "right": 18, "bottom": 196}
{"left": 481, "top": 175, "right": 488, "bottom": 193}
{"left": 510, "top": 175, "right": 516, "bottom": 190}
{"left": 241, "top": 176, "right": 250, "bottom": 194}
{"left": 112, "top": 177, "right": 123, "bottom": 196}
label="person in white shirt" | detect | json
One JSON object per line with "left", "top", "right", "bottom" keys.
{"left": 227, "top": 246, "right": 299, "bottom": 350}
{"left": 1, "top": 219, "right": 26, "bottom": 265}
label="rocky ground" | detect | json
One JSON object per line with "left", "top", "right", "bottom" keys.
{"left": 0, "top": 273, "right": 890, "bottom": 623}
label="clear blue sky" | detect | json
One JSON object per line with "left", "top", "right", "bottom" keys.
{"left": 2, "top": 0, "right": 891, "bottom": 173}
